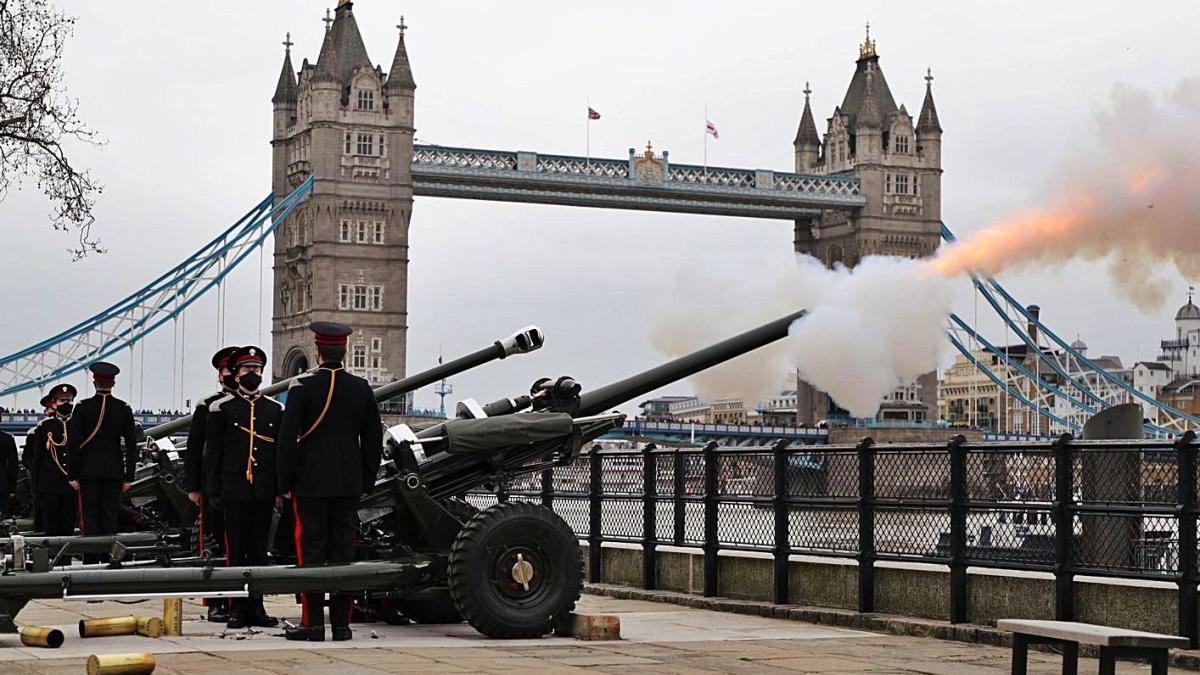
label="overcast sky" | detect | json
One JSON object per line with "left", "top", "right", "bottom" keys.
{"left": 1, "top": 1, "right": 1195, "bottom": 413}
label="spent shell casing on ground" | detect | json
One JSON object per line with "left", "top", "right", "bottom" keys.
{"left": 134, "top": 616, "right": 164, "bottom": 638}
{"left": 18, "top": 625, "right": 64, "bottom": 648}
{"left": 86, "top": 653, "right": 156, "bottom": 675}
{"left": 78, "top": 616, "right": 138, "bottom": 638}
{"left": 161, "top": 598, "right": 182, "bottom": 636}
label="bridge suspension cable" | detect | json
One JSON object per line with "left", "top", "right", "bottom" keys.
{"left": 0, "top": 176, "right": 314, "bottom": 398}
{"left": 941, "top": 221, "right": 1198, "bottom": 436}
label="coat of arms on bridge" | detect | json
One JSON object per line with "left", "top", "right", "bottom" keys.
{"left": 633, "top": 142, "right": 665, "bottom": 184}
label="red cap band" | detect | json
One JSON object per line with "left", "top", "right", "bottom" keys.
{"left": 315, "top": 334, "right": 349, "bottom": 347}
{"left": 94, "top": 375, "right": 116, "bottom": 386}
{"left": 236, "top": 353, "right": 265, "bottom": 367}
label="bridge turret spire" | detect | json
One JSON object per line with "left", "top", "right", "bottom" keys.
{"left": 272, "top": 33, "right": 298, "bottom": 105}
{"left": 917, "top": 67, "right": 942, "bottom": 134}
{"left": 794, "top": 82, "right": 821, "bottom": 171}
{"left": 386, "top": 16, "right": 417, "bottom": 92}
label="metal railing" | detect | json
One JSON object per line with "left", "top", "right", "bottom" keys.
{"left": 469, "top": 431, "right": 1200, "bottom": 645}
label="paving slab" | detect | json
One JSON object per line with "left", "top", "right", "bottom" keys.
{"left": 0, "top": 594, "right": 1192, "bottom": 673}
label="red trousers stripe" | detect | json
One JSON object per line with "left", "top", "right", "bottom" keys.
{"left": 292, "top": 497, "right": 309, "bottom": 626}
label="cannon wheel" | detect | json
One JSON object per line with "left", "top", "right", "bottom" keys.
{"left": 447, "top": 502, "right": 580, "bottom": 638}
{"left": 398, "top": 587, "right": 463, "bottom": 624}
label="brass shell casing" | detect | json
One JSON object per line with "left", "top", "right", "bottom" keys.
{"left": 18, "top": 625, "right": 64, "bottom": 648}
{"left": 162, "top": 598, "right": 183, "bottom": 636}
{"left": 78, "top": 616, "right": 138, "bottom": 638}
{"left": 86, "top": 653, "right": 156, "bottom": 675}
{"left": 135, "top": 616, "right": 164, "bottom": 638}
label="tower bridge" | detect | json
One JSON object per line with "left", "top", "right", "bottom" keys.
{"left": 0, "top": 3, "right": 1194, "bottom": 439}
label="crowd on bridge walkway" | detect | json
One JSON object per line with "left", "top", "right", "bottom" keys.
{"left": 0, "top": 320, "right": 383, "bottom": 643}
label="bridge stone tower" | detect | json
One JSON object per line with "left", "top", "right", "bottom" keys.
{"left": 270, "top": 1, "right": 415, "bottom": 389}
{"left": 791, "top": 27, "right": 943, "bottom": 422}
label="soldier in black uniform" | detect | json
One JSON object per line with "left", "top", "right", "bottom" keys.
{"left": 65, "top": 362, "right": 138, "bottom": 563}
{"left": 0, "top": 408, "right": 19, "bottom": 519}
{"left": 186, "top": 346, "right": 238, "bottom": 623}
{"left": 278, "top": 322, "right": 382, "bottom": 642}
{"left": 23, "top": 392, "right": 58, "bottom": 531}
{"left": 27, "top": 384, "right": 78, "bottom": 535}
{"left": 205, "top": 346, "right": 282, "bottom": 629}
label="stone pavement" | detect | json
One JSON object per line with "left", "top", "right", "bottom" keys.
{"left": 0, "top": 594, "right": 1183, "bottom": 673}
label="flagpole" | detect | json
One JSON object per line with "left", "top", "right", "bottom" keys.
{"left": 703, "top": 104, "right": 708, "bottom": 176}
{"left": 586, "top": 95, "right": 591, "bottom": 166}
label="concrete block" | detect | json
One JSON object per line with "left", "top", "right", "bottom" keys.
{"left": 967, "top": 572, "right": 1054, "bottom": 626}
{"left": 600, "top": 546, "right": 643, "bottom": 587}
{"left": 788, "top": 558, "right": 857, "bottom": 609}
{"left": 554, "top": 612, "right": 621, "bottom": 641}
{"left": 1076, "top": 580, "right": 1178, "bottom": 636}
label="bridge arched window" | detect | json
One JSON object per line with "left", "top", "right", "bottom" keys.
{"left": 828, "top": 245, "right": 844, "bottom": 266}
{"left": 356, "top": 89, "right": 375, "bottom": 111}
{"left": 894, "top": 135, "right": 909, "bottom": 154}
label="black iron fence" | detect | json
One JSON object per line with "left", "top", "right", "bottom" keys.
{"left": 468, "top": 431, "right": 1200, "bottom": 643}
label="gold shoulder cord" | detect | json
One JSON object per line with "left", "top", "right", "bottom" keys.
{"left": 297, "top": 367, "right": 341, "bottom": 443}
{"left": 79, "top": 394, "right": 108, "bottom": 449}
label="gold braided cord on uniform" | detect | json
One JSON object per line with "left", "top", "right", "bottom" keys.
{"left": 245, "top": 398, "right": 257, "bottom": 484}
{"left": 297, "top": 366, "right": 341, "bottom": 443}
{"left": 235, "top": 424, "right": 275, "bottom": 443}
{"left": 79, "top": 394, "right": 108, "bottom": 449}
{"left": 45, "top": 417, "right": 70, "bottom": 477}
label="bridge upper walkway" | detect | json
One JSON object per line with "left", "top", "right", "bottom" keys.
{"left": 411, "top": 144, "right": 865, "bottom": 219}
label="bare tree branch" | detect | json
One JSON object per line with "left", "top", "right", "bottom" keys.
{"left": 0, "top": 0, "right": 102, "bottom": 257}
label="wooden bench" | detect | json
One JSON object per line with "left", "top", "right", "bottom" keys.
{"left": 998, "top": 619, "right": 1190, "bottom": 675}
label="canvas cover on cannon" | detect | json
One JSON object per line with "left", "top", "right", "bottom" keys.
{"left": 424, "top": 413, "right": 575, "bottom": 456}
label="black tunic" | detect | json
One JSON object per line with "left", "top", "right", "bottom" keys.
{"left": 276, "top": 364, "right": 382, "bottom": 498}
{"left": 205, "top": 393, "right": 283, "bottom": 503}
{"left": 184, "top": 391, "right": 224, "bottom": 493}
{"left": 0, "top": 431, "right": 18, "bottom": 498}
{"left": 29, "top": 417, "right": 75, "bottom": 496}
{"left": 64, "top": 393, "right": 138, "bottom": 482}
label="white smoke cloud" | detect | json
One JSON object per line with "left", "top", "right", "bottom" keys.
{"left": 649, "top": 255, "right": 954, "bottom": 418}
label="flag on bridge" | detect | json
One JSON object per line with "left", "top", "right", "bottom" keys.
{"left": 588, "top": 107, "right": 601, "bottom": 120}
{"left": 706, "top": 120, "right": 719, "bottom": 139}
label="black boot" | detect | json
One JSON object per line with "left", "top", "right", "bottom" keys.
{"left": 331, "top": 626, "right": 352, "bottom": 642}
{"left": 207, "top": 600, "right": 230, "bottom": 624}
{"left": 248, "top": 597, "right": 279, "bottom": 628}
{"left": 284, "top": 624, "right": 325, "bottom": 642}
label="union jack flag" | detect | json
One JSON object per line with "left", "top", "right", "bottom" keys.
{"left": 588, "top": 107, "right": 601, "bottom": 120}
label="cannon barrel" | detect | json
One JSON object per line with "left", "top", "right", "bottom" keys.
{"left": 576, "top": 309, "right": 806, "bottom": 416}
{"left": 143, "top": 326, "right": 544, "bottom": 440}
{"left": 0, "top": 560, "right": 432, "bottom": 600}
{"left": 373, "top": 326, "right": 543, "bottom": 404}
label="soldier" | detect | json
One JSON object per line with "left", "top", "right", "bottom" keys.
{"left": 278, "top": 322, "right": 382, "bottom": 642}
{"left": 0, "top": 408, "right": 18, "bottom": 519}
{"left": 28, "top": 384, "right": 78, "bottom": 535}
{"left": 23, "top": 392, "right": 57, "bottom": 532}
{"left": 185, "top": 346, "right": 238, "bottom": 623}
{"left": 204, "top": 346, "right": 282, "bottom": 629}
{"left": 65, "top": 362, "right": 138, "bottom": 563}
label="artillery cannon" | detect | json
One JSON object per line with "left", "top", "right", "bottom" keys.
{"left": 0, "top": 312, "right": 806, "bottom": 640}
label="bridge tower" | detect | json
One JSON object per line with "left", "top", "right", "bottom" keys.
{"left": 270, "top": 1, "right": 416, "bottom": 389}
{"left": 791, "top": 26, "right": 944, "bottom": 422}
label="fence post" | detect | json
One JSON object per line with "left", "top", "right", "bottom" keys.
{"left": 703, "top": 441, "right": 719, "bottom": 597}
{"left": 857, "top": 437, "right": 876, "bottom": 613}
{"left": 540, "top": 468, "right": 553, "bottom": 509}
{"left": 948, "top": 434, "right": 969, "bottom": 624}
{"left": 642, "top": 443, "right": 658, "bottom": 591}
{"left": 773, "top": 438, "right": 792, "bottom": 605}
{"left": 1177, "top": 431, "right": 1198, "bottom": 648}
{"left": 588, "top": 445, "right": 603, "bottom": 584}
{"left": 1052, "top": 433, "right": 1075, "bottom": 622}
{"left": 673, "top": 447, "right": 685, "bottom": 546}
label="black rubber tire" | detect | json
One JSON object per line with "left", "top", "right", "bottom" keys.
{"left": 447, "top": 502, "right": 581, "bottom": 639}
{"left": 398, "top": 587, "right": 463, "bottom": 624}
